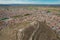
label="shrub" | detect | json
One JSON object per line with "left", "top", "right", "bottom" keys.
{"left": 12, "top": 15, "right": 23, "bottom": 18}
{"left": 47, "top": 10, "right": 51, "bottom": 13}
{"left": 0, "top": 18, "right": 9, "bottom": 20}
{"left": 24, "top": 14, "right": 31, "bottom": 16}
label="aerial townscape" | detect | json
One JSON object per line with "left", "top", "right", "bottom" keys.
{"left": 0, "top": 6, "right": 60, "bottom": 40}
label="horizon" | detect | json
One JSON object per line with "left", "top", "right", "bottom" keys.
{"left": 0, "top": 0, "right": 60, "bottom": 4}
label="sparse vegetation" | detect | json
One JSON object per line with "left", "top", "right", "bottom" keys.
{"left": 12, "top": 15, "right": 23, "bottom": 18}
{"left": 0, "top": 6, "right": 60, "bottom": 40}
{"left": 55, "top": 14, "right": 60, "bottom": 16}
{"left": 0, "top": 18, "right": 9, "bottom": 20}
{"left": 24, "top": 14, "right": 31, "bottom": 16}
{"left": 12, "top": 14, "right": 31, "bottom": 19}
{"left": 47, "top": 10, "right": 51, "bottom": 13}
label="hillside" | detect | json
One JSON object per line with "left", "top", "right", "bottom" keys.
{"left": 17, "top": 21, "right": 60, "bottom": 40}
{"left": 0, "top": 6, "right": 60, "bottom": 40}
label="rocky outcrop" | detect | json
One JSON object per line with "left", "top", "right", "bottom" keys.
{"left": 17, "top": 21, "right": 60, "bottom": 40}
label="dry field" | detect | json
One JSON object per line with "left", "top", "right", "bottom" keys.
{"left": 0, "top": 6, "right": 60, "bottom": 40}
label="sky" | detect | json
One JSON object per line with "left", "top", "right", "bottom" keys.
{"left": 0, "top": 0, "right": 60, "bottom": 4}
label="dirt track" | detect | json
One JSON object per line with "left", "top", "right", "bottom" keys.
{"left": 29, "top": 21, "right": 59, "bottom": 40}
{"left": 18, "top": 21, "right": 60, "bottom": 40}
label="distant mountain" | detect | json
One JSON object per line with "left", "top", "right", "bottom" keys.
{"left": 0, "top": 4, "right": 60, "bottom": 7}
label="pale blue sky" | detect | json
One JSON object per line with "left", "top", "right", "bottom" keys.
{"left": 0, "top": 0, "right": 60, "bottom": 4}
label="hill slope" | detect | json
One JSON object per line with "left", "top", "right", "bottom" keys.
{"left": 18, "top": 21, "right": 60, "bottom": 40}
